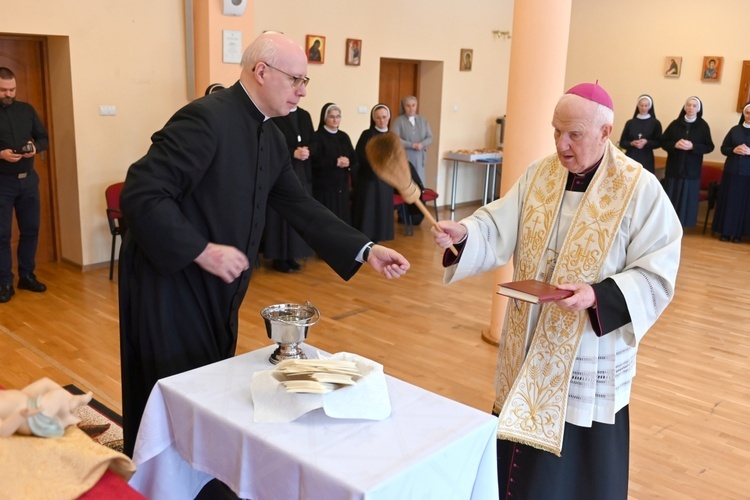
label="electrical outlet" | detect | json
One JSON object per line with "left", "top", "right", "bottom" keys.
{"left": 99, "top": 105, "right": 117, "bottom": 116}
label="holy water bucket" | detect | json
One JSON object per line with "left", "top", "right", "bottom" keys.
{"left": 261, "top": 301, "right": 320, "bottom": 364}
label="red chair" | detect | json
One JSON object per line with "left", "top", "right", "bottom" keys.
{"left": 393, "top": 193, "right": 413, "bottom": 236}
{"left": 105, "top": 182, "right": 126, "bottom": 280}
{"left": 699, "top": 166, "right": 722, "bottom": 234}
{"left": 421, "top": 188, "right": 440, "bottom": 221}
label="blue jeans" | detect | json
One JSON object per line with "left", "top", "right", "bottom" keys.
{"left": 0, "top": 168, "right": 41, "bottom": 285}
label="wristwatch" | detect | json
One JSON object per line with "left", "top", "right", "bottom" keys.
{"left": 362, "top": 242, "right": 375, "bottom": 261}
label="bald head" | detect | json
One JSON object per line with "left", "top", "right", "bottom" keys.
{"left": 240, "top": 32, "right": 308, "bottom": 118}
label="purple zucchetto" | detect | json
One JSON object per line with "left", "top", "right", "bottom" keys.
{"left": 565, "top": 82, "right": 614, "bottom": 111}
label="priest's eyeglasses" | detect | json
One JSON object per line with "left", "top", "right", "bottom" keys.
{"left": 264, "top": 63, "right": 310, "bottom": 89}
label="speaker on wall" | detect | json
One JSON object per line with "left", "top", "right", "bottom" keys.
{"left": 223, "top": 0, "right": 247, "bottom": 16}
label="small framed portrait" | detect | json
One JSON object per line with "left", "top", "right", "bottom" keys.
{"left": 664, "top": 56, "right": 682, "bottom": 78}
{"left": 701, "top": 56, "right": 723, "bottom": 82}
{"left": 345, "top": 38, "right": 362, "bottom": 66}
{"left": 460, "top": 48, "right": 473, "bottom": 72}
{"left": 306, "top": 35, "right": 325, "bottom": 64}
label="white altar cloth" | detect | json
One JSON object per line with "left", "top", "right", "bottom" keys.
{"left": 129, "top": 344, "right": 499, "bottom": 499}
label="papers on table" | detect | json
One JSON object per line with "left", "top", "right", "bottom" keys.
{"left": 251, "top": 352, "right": 391, "bottom": 422}
{"left": 272, "top": 359, "right": 363, "bottom": 393}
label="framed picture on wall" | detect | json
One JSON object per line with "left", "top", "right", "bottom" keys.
{"left": 306, "top": 35, "right": 325, "bottom": 64}
{"left": 701, "top": 56, "right": 723, "bottom": 82}
{"left": 664, "top": 56, "right": 681, "bottom": 78}
{"left": 460, "top": 48, "right": 473, "bottom": 71}
{"left": 345, "top": 39, "right": 361, "bottom": 66}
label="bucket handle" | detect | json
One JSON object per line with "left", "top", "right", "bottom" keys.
{"left": 274, "top": 301, "right": 320, "bottom": 327}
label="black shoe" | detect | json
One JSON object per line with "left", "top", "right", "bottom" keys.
{"left": 18, "top": 275, "right": 47, "bottom": 293}
{"left": 272, "top": 260, "right": 292, "bottom": 273}
{"left": 0, "top": 284, "right": 14, "bottom": 303}
{"left": 732, "top": 237, "right": 742, "bottom": 243}
{"left": 287, "top": 259, "right": 302, "bottom": 271}
{"left": 720, "top": 235, "right": 730, "bottom": 242}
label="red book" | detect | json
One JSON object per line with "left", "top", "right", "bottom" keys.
{"left": 497, "top": 280, "right": 573, "bottom": 304}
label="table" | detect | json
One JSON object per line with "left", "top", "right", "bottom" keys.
{"left": 129, "top": 345, "right": 499, "bottom": 500}
{"left": 445, "top": 158, "right": 503, "bottom": 218}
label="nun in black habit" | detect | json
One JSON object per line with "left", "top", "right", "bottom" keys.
{"left": 619, "top": 94, "right": 662, "bottom": 174}
{"left": 661, "top": 96, "right": 714, "bottom": 227}
{"left": 712, "top": 103, "right": 750, "bottom": 242}
{"left": 352, "top": 104, "right": 395, "bottom": 243}
{"left": 310, "top": 103, "right": 357, "bottom": 225}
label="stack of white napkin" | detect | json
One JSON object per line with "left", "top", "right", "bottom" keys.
{"left": 250, "top": 352, "right": 391, "bottom": 423}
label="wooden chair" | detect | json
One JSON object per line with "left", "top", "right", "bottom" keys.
{"left": 105, "top": 182, "right": 126, "bottom": 280}
{"left": 699, "top": 165, "right": 722, "bottom": 234}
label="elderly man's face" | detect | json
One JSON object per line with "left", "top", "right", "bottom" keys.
{"left": 552, "top": 97, "right": 611, "bottom": 174}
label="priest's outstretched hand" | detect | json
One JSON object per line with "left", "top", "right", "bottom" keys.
{"left": 366, "top": 244, "right": 410, "bottom": 279}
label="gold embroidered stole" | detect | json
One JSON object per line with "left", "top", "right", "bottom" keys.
{"left": 494, "top": 141, "right": 641, "bottom": 456}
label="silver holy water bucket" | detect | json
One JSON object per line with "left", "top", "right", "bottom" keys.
{"left": 261, "top": 301, "right": 321, "bottom": 364}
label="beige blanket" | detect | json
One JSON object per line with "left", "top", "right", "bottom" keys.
{"left": 0, "top": 425, "right": 135, "bottom": 499}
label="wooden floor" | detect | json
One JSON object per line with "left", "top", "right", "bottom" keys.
{"left": 1, "top": 202, "right": 748, "bottom": 499}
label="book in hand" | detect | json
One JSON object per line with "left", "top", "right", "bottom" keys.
{"left": 497, "top": 279, "right": 574, "bottom": 304}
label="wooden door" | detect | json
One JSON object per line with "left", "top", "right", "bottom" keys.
{"left": 378, "top": 59, "right": 419, "bottom": 122}
{"left": 0, "top": 36, "right": 57, "bottom": 265}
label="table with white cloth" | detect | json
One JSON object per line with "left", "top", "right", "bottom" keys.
{"left": 129, "top": 344, "right": 499, "bottom": 500}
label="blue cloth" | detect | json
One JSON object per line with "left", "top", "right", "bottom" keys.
{"left": 26, "top": 395, "right": 65, "bottom": 438}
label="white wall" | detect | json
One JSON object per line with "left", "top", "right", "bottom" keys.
{"left": 253, "top": 0, "right": 514, "bottom": 204}
{"left": 567, "top": 0, "right": 748, "bottom": 163}
{"left": 1, "top": 0, "right": 188, "bottom": 267}
{"left": 5, "top": 0, "right": 741, "bottom": 267}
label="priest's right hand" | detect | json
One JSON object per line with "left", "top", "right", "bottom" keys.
{"left": 194, "top": 242, "right": 250, "bottom": 283}
{"left": 431, "top": 221, "right": 467, "bottom": 249}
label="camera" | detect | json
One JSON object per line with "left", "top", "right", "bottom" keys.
{"left": 15, "top": 143, "right": 34, "bottom": 154}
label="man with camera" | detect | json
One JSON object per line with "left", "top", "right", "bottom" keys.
{"left": 0, "top": 67, "right": 49, "bottom": 303}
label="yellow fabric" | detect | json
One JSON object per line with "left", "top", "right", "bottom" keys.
{"left": 0, "top": 425, "right": 136, "bottom": 499}
{"left": 494, "top": 141, "right": 641, "bottom": 455}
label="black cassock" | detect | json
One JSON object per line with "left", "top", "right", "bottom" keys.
{"left": 118, "top": 82, "right": 369, "bottom": 457}
{"left": 263, "top": 107, "right": 315, "bottom": 261}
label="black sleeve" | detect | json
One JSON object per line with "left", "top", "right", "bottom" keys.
{"left": 660, "top": 121, "right": 679, "bottom": 152}
{"left": 619, "top": 120, "right": 632, "bottom": 148}
{"left": 691, "top": 121, "right": 714, "bottom": 155}
{"left": 30, "top": 106, "right": 49, "bottom": 153}
{"left": 647, "top": 120, "right": 663, "bottom": 150}
{"left": 588, "top": 277, "right": 631, "bottom": 337}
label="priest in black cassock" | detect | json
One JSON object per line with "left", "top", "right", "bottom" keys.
{"left": 117, "top": 32, "right": 410, "bottom": 464}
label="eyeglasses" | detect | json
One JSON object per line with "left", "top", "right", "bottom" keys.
{"left": 264, "top": 63, "right": 310, "bottom": 89}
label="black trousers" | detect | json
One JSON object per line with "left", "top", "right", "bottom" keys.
{"left": 497, "top": 406, "right": 630, "bottom": 500}
{"left": 0, "top": 169, "right": 40, "bottom": 285}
